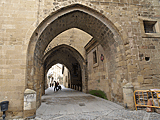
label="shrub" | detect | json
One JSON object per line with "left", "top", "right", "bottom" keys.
{"left": 89, "top": 90, "right": 108, "bottom": 100}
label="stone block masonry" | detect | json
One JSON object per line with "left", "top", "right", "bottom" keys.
{"left": 0, "top": 0, "right": 160, "bottom": 119}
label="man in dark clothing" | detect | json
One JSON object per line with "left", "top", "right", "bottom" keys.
{"left": 51, "top": 77, "right": 54, "bottom": 87}
{"left": 54, "top": 81, "right": 58, "bottom": 92}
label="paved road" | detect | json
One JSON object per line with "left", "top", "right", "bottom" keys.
{"left": 35, "top": 86, "right": 160, "bottom": 120}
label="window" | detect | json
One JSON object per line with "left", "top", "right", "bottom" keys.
{"left": 138, "top": 16, "right": 160, "bottom": 38}
{"left": 93, "top": 50, "right": 97, "bottom": 64}
{"left": 92, "top": 47, "right": 99, "bottom": 67}
{"left": 143, "top": 21, "right": 157, "bottom": 33}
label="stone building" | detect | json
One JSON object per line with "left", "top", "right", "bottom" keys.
{"left": 62, "top": 64, "right": 82, "bottom": 90}
{"left": 47, "top": 63, "right": 63, "bottom": 87}
{"left": 84, "top": 39, "right": 110, "bottom": 98}
{"left": 0, "top": 0, "right": 160, "bottom": 119}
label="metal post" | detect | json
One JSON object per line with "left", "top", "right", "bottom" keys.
{"left": 2, "top": 111, "right": 6, "bottom": 120}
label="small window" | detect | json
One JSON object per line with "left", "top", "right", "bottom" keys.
{"left": 139, "top": 16, "right": 160, "bottom": 38}
{"left": 93, "top": 50, "right": 97, "bottom": 64}
{"left": 143, "top": 21, "right": 157, "bottom": 33}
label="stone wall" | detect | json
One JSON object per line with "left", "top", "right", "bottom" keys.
{"left": 44, "top": 28, "right": 92, "bottom": 59}
{"left": 63, "top": 66, "right": 70, "bottom": 88}
{"left": 0, "top": 0, "right": 38, "bottom": 118}
{"left": 86, "top": 43, "right": 110, "bottom": 99}
{"left": 0, "top": 0, "right": 160, "bottom": 118}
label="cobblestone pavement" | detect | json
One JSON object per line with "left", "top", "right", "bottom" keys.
{"left": 34, "top": 87, "right": 160, "bottom": 120}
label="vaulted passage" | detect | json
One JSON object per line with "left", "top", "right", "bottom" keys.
{"left": 43, "top": 44, "right": 84, "bottom": 92}
{"left": 27, "top": 4, "right": 127, "bottom": 109}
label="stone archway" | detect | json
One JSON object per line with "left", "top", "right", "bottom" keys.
{"left": 43, "top": 44, "right": 85, "bottom": 94}
{"left": 26, "top": 4, "right": 127, "bottom": 109}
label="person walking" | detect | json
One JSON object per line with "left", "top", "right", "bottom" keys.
{"left": 51, "top": 77, "right": 54, "bottom": 87}
{"left": 54, "top": 81, "right": 57, "bottom": 92}
{"left": 49, "top": 77, "right": 52, "bottom": 87}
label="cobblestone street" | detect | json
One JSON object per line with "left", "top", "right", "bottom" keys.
{"left": 34, "top": 87, "right": 160, "bottom": 120}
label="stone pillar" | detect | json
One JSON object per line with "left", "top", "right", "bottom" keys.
{"left": 23, "top": 89, "right": 36, "bottom": 119}
{"left": 123, "top": 83, "right": 134, "bottom": 109}
{"left": 82, "top": 62, "right": 88, "bottom": 93}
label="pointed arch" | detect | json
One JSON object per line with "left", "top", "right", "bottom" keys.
{"left": 26, "top": 3, "right": 127, "bottom": 109}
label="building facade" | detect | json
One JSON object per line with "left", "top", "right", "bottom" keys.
{"left": 47, "top": 64, "right": 63, "bottom": 87}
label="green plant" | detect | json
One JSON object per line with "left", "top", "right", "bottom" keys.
{"left": 89, "top": 90, "right": 108, "bottom": 100}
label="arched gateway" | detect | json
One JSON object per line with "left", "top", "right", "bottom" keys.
{"left": 26, "top": 3, "right": 127, "bottom": 118}
{"left": 43, "top": 44, "right": 85, "bottom": 93}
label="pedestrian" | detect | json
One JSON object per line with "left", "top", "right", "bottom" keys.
{"left": 49, "top": 77, "right": 52, "bottom": 87}
{"left": 54, "top": 81, "right": 57, "bottom": 92}
{"left": 51, "top": 77, "right": 54, "bottom": 87}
